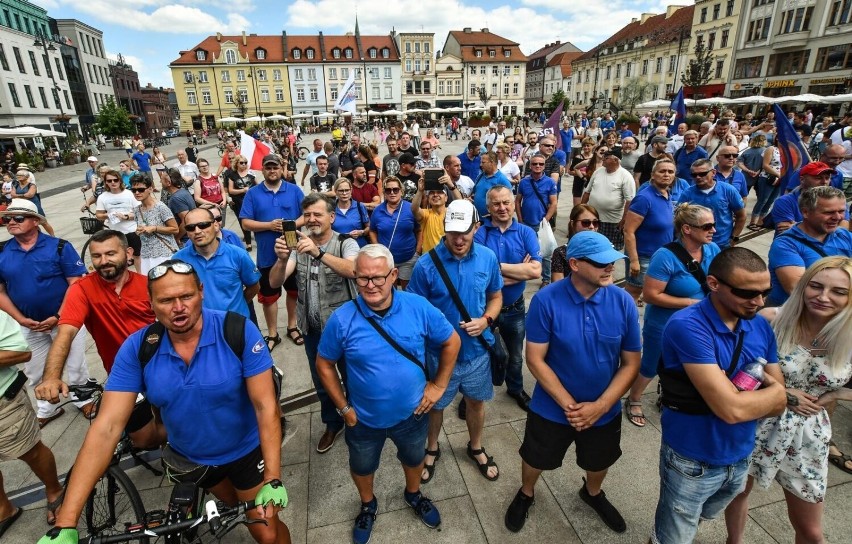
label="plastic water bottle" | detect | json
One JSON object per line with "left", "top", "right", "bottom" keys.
{"left": 731, "top": 357, "right": 768, "bottom": 391}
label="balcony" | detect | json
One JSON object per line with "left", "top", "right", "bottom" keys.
{"left": 411, "top": 70, "right": 431, "bottom": 79}
{"left": 773, "top": 31, "right": 810, "bottom": 50}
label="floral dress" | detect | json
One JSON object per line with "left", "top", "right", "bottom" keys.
{"left": 749, "top": 345, "right": 852, "bottom": 502}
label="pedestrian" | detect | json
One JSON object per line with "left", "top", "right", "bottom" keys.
{"left": 677, "top": 159, "right": 746, "bottom": 249}
{"left": 368, "top": 177, "right": 419, "bottom": 289}
{"left": 131, "top": 175, "right": 179, "bottom": 274}
{"left": 582, "top": 149, "right": 635, "bottom": 251}
{"left": 551, "top": 204, "right": 601, "bottom": 283}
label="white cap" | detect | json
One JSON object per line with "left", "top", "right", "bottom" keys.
{"left": 444, "top": 199, "right": 479, "bottom": 234}
{"left": 87, "top": 156, "right": 98, "bottom": 162}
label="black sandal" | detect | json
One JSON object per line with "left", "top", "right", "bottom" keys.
{"left": 286, "top": 327, "right": 304, "bottom": 346}
{"left": 46, "top": 489, "right": 65, "bottom": 526}
{"left": 421, "top": 445, "right": 441, "bottom": 484}
{"left": 264, "top": 334, "right": 282, "bottom": 352}
{"left": 467, "top": 442, "right": 499, "bottom": 481}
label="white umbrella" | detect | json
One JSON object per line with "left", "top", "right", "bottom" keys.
{"left": 822, "top": 93, "right": 852, "bottom": 104}
{"left": 773, "top": 94, "right": 827, "bottom": 104}
{"left": 290, "top": 113, "right": 313, "bottom": 119}
{"left": 445, "top": 107, "right": 465, "bottom": 113}
{"left": 243, "top": 116, "right": 262, "bottom": 122}
{"left": 428, "top": 107, "right": 447, "bottom": 113}
{"left": 266, "top": 114, "right": 289, "bottom": 121}
{"left": 382, "top": 109, "right": 403, "bottom": 116}
{"left": 315, "top": 112, "right": 337, "bottom": 118}
{"left": 637, "top": 99, "right": 670, "bottom": 109}
{"left": 366, "top": 110, "right": 385, "bottom": 116}
{"left": 406, "top": 108, "right": 427, "bottom": 113}
{"left": 695, "top": 97, "right": 734, "bottom": 106}
{"left": 218, "top": 116, "right": 240, "bottom": 123}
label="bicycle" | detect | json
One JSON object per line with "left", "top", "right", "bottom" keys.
{"left": 296, "top": 145, "right": 310, "bottom": 160}
{"left": 79, "top": 201, "right": 105, "bottom": 271}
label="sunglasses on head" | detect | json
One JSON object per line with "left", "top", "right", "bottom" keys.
{"left": 148, "top": 260, "right": 194, "bottom": 281}
{"left": 688, "top": 222, "right": 716, "bottom": 231}
{"left": 130, "top": 187, "right": 148, "bottom": 193}
{"left": 713, "top": 276, "right": 772, "bottom": 300}
{"left": 576, "top": 218, "right": 601, "bottom": 228}
{"left": 579, "top": 257, "right": 612, "bottom": 268}
{"left": 184, "top": 221, "right": 214, "bottom": 232}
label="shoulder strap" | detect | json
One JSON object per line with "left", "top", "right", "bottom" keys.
{"left": 674, "top": 146, "right": 683, "bottom": 162}
{"left": 138, "top": 312, "right": 245, "bottom": 369}
{"left": 357, "top": 201, "right": 368, "bottom": 228}
{"left": 528, "top": 178, "right": 549, "bottom": 212}
{"left": 663, "top": 242, "right": 709, "bottom": 294}
{"left": 428, "top": 249, "right": 491, "bottom": 352}
{"left": 56, "top": 238, "right": 67, "bottom": 256}
{"left": 138, "top": 321, "right": 167, "bottom": 368}
{"left": 782, "top": 231, "right": 828, "bottom": 259}
{"left": 727, "top": 330, "right": 745, "bottom": 377}
{"left": 354, "top": 300, "right": 428, "bottom": 379}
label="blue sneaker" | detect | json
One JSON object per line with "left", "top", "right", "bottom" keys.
{"left": 352, "top": 497, "right": 377, "bottom": 544}
{"left": 404, "top": 490, "right": 441, "bottom": 528}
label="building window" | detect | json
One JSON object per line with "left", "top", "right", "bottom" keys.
{"left": 38, "top": 87, "right": 47, "bottom": 107}
{"left": 256, "top": 48, "right": 266, "bottom": 60}
{"left": 424, "top": 81, "right": 431, "bottom": 94}
{"left": 405, "top": 60, "right": 412, "bottom": 72}
{"left": 238, "top": 88, "right": 249, "bottom": 102}
{"left": 369, "top": 48, "right": 377, "bottom": 59}
{"left": 747, "top": 17, "right": 772, "bottom": 41}
{"left": 715, "top": 60, "right": 724, "bottom": 79}
{"left": 405, "top": 43, "right": 411, "bottom": 53}
{"left": 503, "top": 82, "right": 509, "bottom": 95}
{"left": 344, "top": 48, "right": 353, "bottom": 59}
{"left": 372, "top": 86, "right": 380, "bottom": 99}
{"left": 12, "top": 47, "right": 25, "bottom": 73}
{"left": 385, "top": 85, "right": 393, "bottom": 99}
{"left": 273, "top": 69, "right": 281, "bottom": 81}
{"left": 256, "top": 69, "right": 267, "bottom": 81}
{"left": 626, "top": 62, "right": 632, "bottom": 77}
{"left": 28, "top": 51, "right": 39, "bottom": 76}
{"left": 224, "top": 89, "right": 233, "bottom": 103}
{"left": 475, "top": 50, "right": 482, "bottom": 58}
{"left": 297, "top": 88, "right": 305, "bottom": 101}
{"left": 641, "top": 59, "right": 649, "bottom": 75}
{"left": 454, "top": 80, "right": 461, "bottom": 94}
{"left": 721, "top": 29, "right": 729, "bottom": 48}
{"left": 814, "top": 45, "right": 852, "bottom": 71}
{"left": 726, "top": 0, "right": 735, "bottom": 16}
{"left": 713, "top": 3, "right": 720, "bottom": 19}
{"left": 605, "top": 65, "right": 611, "bottom": 79}
{"left": 829, "top": 0, "right": 852, "bottom": 25}
{"left": 225, "top": 50, "right": 237, "bottom": 64}
{"left": 342, "top": 68, "right": 349, "bottom": 79}
{"left": 292, "top": 49, "right": 301, "bottom": 59}
{"left": 275, "top": 88, "right": 284, "bottom": 101}
{"left": 306, "top": 48, "right": 315, "bottom": 59}
{"left": 186, "top": 89, "right": 197, "bottom": 105}
{"left": 438, "top": 80, "right": 445, "bottom": 95}
{"left": 261, "top": 89, "right": 269, "bottom": 102}
{"left": 733, "top": 56, "right": 763, "bottom": 78}
{"left": 0, "top": 45, "right": 8, "bottom": 71}
{"left": 294, "top": 68, "right": 303, "bottom": 81}
{"left": 52, "top": 88, "right": 60, "bottom": 109}
{"left": 198, "top": 71, "right": 208, "bottom": 83}
{"left": 237, "top": 69, "right": 246, "bottom": 81}
{"left": 202, "top": 90, "right": 211, "bottom": 104}
{"left": 470, "top": 83, "right": 477, "bottom": 96}
{"left": 779, "top": 7, "right": 814, "bottom": 33}
{"left": 382, "top": 47, "right": 390, "bottom": 58}
{"left": 384, "top": 67, "right": 391, "bottom": 78}
{"left": 23, "top": 84, "right": 35, "bottom": 108}
{"left": 414, "top": 43, "right": 420, "bottom": 53}
{"left": 415, "top": 60, "right": 421, "bottom": 72}
{"left": 480, "top": 65, "right": 486, "bottom": 75}
{"left": 656, "top": 57, "right": 663, "bottom": 72}
{"left": 221, "top": 70, "right": 230, "bottom": 82}
{"left": 309, "top": 87, "right": 318, "bottom": 100}
{"left": 700, "top": 7, "right": 707, "bottom": 22}
{"left": 767, "top": 50, "right": 810, "bottom": 76}
{"left": 333, "top": 48, "right": 341, "bottom": 58}
{"left": 329, "top": 67, "right": 337, "bottom": 80}
{"left": 330, "top": 85, "right": 339, "bottom": 100}
{"left": 307, "top": 68, "right": 316, "bottom": 80}
{"left": 406, "top": 81, "right": 413, "bottom": 95}
{"left": 196, "top": 50, "right": 206, "bottom": 61}
{"left": 513, "top": 82, "right": 519, "bottom": 94}
{"left": 370, "top": 67, "right": 378, "bottom": 79}
{"left": 491, "top": 82, "right": 497, "bottom": 95}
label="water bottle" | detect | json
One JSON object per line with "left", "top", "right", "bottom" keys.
{"left": 731, "top": 357, "right": 768, "bottom": 391}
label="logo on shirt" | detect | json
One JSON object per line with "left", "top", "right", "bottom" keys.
{"left": 252, "top": 340, "right": 265, "bottom": 354}
{"left": 76, "top": 259, "right": 84, "bottom": 267}
{"left": 146, "top": 334, "right": 160, "bottom": 345}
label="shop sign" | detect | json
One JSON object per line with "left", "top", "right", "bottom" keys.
{"left": 765, "top": 80, "right": 796, "bottom": 88}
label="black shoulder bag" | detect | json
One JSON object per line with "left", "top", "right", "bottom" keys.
{"left": 427, "top": 249, "right": 508, "bottom": 386}
{"left": 782, "top": 232, "right": 828, "bottom": 259}
{"left": 354, "top": 300, "right": 428, "bottom": 379}
{"left": 663, "top": 242, "right": 709, "bottom": 295}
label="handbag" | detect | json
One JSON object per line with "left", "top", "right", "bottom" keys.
{"left": 427, "top": 250, "right": 509, "bottom": 386}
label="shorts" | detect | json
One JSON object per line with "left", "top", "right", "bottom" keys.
{"left": 125, "top": 397, "right": 154, "bottom": 434}
{"left": 0, "top": 387, "right": 41, "bottom": 461}
{"left": 431, "top": 352, "right": 493, "bottom": 410}
{"left": 196, "top": 444, "right": 265, "bottom": 491}
{"left": 519, "top": 411, "right": 622, "bottom": 473}
{"left": 124, "top": 232, "right": 142, "bottom": 258}
{"left": 258, "top": 266, "right": 285, "bottom": 304}
{"left": 624, "top": 255, "right": 651, "bottom": 288}
{"left": 345, "top": 413, "right": 428, "bottom": 476}
{"left": 572, "top": 176, "right": 586, "bottom": 199}
{"left": 396, "top": 253, "right": 419, "bottom": 281}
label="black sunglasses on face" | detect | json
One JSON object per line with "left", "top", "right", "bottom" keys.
{"left": 691, "top": 170, "right": 712, "bottom": 179}
{"left": 688, "top": 222, "right": 716, "bottom": 231}
{"left": 104, "top": 178, "right": 121, "bottom": 183}
{"left": 4, "top": 216, "right": 30, "bottom": 224}
{"left": 719, "top": 153, "right": 738, "bottom": 159}
{"left": 185, "top": 221, "right": 214, "bottom": 232}
{"left": 576, "top": 219, "right": 601, "bottom": 228}
{"left": 713, "top": 276, "right": 771, "bottom": 300}
{"left": 385, "top": 187, "right": 400, "bottom": 194}
{"left": 131, "top": 187, "right": 148, "bottom": 193}
{"left": 579, "top": 257, "right": 612, "bottom": 268}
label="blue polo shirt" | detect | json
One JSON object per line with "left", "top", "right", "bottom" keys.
{"left": 457, "top": 151, "right": 481, "bottom": 180}
{"left": 629, "top": 185, "right": 674, "bottom": 258}
{"left": 715, "top": 169, "right": 748, "bottom": 198}
{"left": 768, "top": 225, "right": 852, "bottom": 304}
{"left": 517, "top": 175, "right": 557, "bottom": 227}
{"left": 660, "top": 297, "right": 779, "bottom": 465}
{"left": 407, "top": 241, "right": 503, "bottom": 361}
{"left": 673, "top": 146, "right": 709, "bottom": 180}
{"left": 600, "top": 119, "right": 615, "bottom": 134}
{"left": 771, "top": 190, "right": 850, "bottom": 235}
{"left": 334, "top": 201, "right": 370, "bottom": 248}
{"left": 474, "top": 218, "right": 541, "bottom": 306}
{"left": 174, "top": 241, "right": 260, "bottom": 317}
{"left": 106, "top": 309, "right": 271, "bottom": 465}
{"left": 472, "top": 171, "right": 513, "bottom": 217}
{"left": 318, "top": 292, "right": 454, "bottom": 429}
{"left": 785, "top": 169, "right": 844, "bottom": 191}
{"left": 221, "top": 228, "right": 244, "bottom": 248}
{"left": 370, "top": 201, "right": 417, "bottom": 263}
{"left": 526, "top": 279, "right": 641, "bottom": 426}
{"left": 559, "top": 128, "right": 573, "bottom": 153}
{"left": 639, "top": 178, "right": 691, "bottom": 203}
{"left": 132, "top": 151, "right": 152, "bottom": 172}
{"left": 0, "top": 233, "right": 85, "bottom": 321}
{"left": 677, "top": 182, "right": 744, "bottom": 248}
{"left": 240, "top": 181, "right": 305, "bottom": 268}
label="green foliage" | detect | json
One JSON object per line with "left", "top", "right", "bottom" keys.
{"left": 617, "top": 113, "right": 640, "bottom": 125}
{"left": 94, "top": 98, "right": 134, "bottom": 138}
{"left": 547, "top": 89, "right": 568, "bottom": 112}
{"left": 619, "top": 78, "right": 653, "bottom": 114}
{"left": 685, "top": 113, "right": 707, "bottom": 127}
{"left": 681, "top": 41, "right": 714, "bottom": 97}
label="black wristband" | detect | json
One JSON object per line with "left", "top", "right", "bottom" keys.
{"left": 53, "top": 313, "right": 60, "bottom": 320}
{"left": 316, "top": 249, "right": 326, "bottom": 261}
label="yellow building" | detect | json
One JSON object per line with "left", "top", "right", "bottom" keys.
{"left": 683, "top": 0, "right": 744, "bottom": 98}
{"left": 169, "top": 32, "right": 291, "bottom": 131}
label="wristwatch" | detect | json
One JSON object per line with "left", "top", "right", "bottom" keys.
{"left": 336, "top": 404, "right": 352, "bottom": 416}
{"left": 484, "top": 315, "right": 494, "bottom": 326}
{"left": 731, "top": 236, "right": 740, "bottom": 242}
{"left": 315, "top": 249, "right": 326, "bottom": 261}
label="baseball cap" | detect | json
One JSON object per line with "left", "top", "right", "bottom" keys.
{"left": 398, "top": 152, "right": 417, "bottom": 165}
{"left": 800, "top": 162, "right": 834, "bottom": 177}
{"left": 566, "top": 231, "right": 627, "bottom": 263}
{"left": 87, "top": 156, "right": 98, "bottom": 162}
{"left": 262, "top": 154, "right": 281, "bottom": 166}
{"left": 651, "top": 135, "right": 669, "bottom": 145}
{"left": 444, "top": 199, "right": 479, "bottom": 233}
{"left": 603, "top": 148, "right": 622, "bottom": 160}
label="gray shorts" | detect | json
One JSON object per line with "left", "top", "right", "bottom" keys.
{"left": 396, "top": 253, "right": 420, "bottom": 281}
{"left": 0, "top": 387, "right": 41, "bottom": 461}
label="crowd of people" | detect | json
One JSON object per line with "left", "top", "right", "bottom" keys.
{"left": 0, "top": 105, "right": 849, "bottom": 544}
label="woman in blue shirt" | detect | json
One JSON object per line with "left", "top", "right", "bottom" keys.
{"left": 624, "top": 203, "right": 721, "bottom": 427}
{"left": 369, "top": 176, "right": 418, "bottom": 288}
{"left": 332, "top": 178, "right": 370, "bottom": 247}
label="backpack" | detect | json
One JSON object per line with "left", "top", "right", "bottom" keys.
{"left": 0, "top": 238, "right": 66, "bottom": 255}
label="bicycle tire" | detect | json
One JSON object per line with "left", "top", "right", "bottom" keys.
{"left": 76, "top": 464, "right": 149, "bottom": 543}
{"left": 298, "top": 146, "right": 309, "bottom": 160}
{"left": 80, "top": 236, "right": 95, "bottom": 272}
{"left": 218, "top": 147, "right": 224, "bottom": 157}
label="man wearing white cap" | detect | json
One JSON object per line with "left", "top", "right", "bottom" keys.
{"left": 0, "top": 200, "right": 93, "bottom": 428}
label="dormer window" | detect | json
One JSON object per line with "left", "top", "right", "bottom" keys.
{"left": 382, "top": 47, "right": 389, "bottom": 58}
{"left": 489, "top": 50, "right": 496, "bottom": 58}
{"left": 333, "top": 48, "right": 341, "bottom": 59}
{"left": 475, "top": 49, "right": 482, "bottom": 58}
{"left": 369, "top": 48, "right": 377, "bottom": 59}
{"left": 195, "top": 50, "right": 206, "bottom": 61}
{"left": 345, "top": 48, "right": 353, "bottom": 59}
{"left": 224, "top": 49, "right": 236, "bottom": 64}
{"left": 306, "top": 48, "right": 314, "bottom": 59}
{"left": 292, "top": 49, "right": 301, "bottom": 59}
{"left": 256, "top": 48, "right": 266, "bottom": 60}
{"left": 504, "top": 49, "right": 510, "bottom": 57}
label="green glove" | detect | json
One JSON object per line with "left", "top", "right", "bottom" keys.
{"left": 37, "top": 527, "right": 78, "bottom": 544}
{"left": 254, "top": 479, "right": 288, "bottom": 509}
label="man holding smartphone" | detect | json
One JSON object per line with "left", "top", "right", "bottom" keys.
{"left": 411, "top": 171, "right": 462, "bottom": 253}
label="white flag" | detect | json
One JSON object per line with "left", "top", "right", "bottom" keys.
{"left": 333, "top": 70, "right": 358, "bottom": 114}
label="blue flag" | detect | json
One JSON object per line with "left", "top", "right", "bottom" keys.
{"left": 670, "top": 88, "right": 687, "bottom": 128}
{"left": 772, "top": 104, "right": 810, "bottom": 189}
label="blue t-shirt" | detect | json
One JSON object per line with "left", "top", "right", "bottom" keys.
{"left": 638, "top": 178, "right": 691, "bottom": 203}
{"left": 526, "top": 279, "right": 641, "bottom": 426}
{"left": 457, "top": 152, "right": 481, "bottom": 180}
{"left": 132, "top": 151, "right": 152, "bottom": 172}
{"left": 673, "top": 146, "right": 709, "bottom": 181}
{"left": 318, "top": 292, "right": 454, "bottom": 429}
{"left": 619, "top": 129, "right": 634, "bottom": 140}
{"left": 660, "top": 297, "right": 779, "bottom": 465}
{"left": 771, "top": 190, "right": 850, "bottom": 235}
{"left": 370, "top": 201, "right": 417, "bottom": 263}
{"left": 174, "top": 242, "right": 260, "bottom": 317}
{"left": 0, "top": 233, "right": 85, "bottom": 321}
{"left": 221, "top": 228, "right": 244, "bottom": 248}
{"left": 240, "top": 182, "right": 305, "bottom": 268}
{"left": 106, "top": 309, "right": 272, "bottom": 465}
{"left": 334, "top": 202, "right": 370, "bottom": 248}
{"left": 714, "top": 169, "right": 748, "bottom": 198}
{"left": 472, "top": 171, "right": 512, "bottom": 218}
{"left": 768, "top": 225, "right": 852, "bottom": 304}
{"left": 474, "top": 218, "right": 541, "bottom": 306}
{"left": 167, "top": 189, "right": 196, "bottom": 225}
{"left": 600, "top": 119, "right": 615, "bottom": 134}
{"left": 407, "top": 241, "right": 503, "bottom": 361}
{"left": 677, "top": 182, "right": 744, "bottom": 248}
{"left": 517, "top": 175, "right": 557, "bottom": 227}
{"left": 785, "top": 169, "right": 844, "bottom": 191}
{"left": 628, "top": 185, "right": 674, "bottom": 258}
{"left": 558, "top": 129, "right": 573, "bottom": 153}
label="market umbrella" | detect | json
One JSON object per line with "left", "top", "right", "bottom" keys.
{"left": 243, "top": 116, "right": 262, "bottom": 122}
{"left": 822, "top": 93, "right": 852, "bottom": 104}
{"left": 266, "top": 114, "right": 289, "bottom": 121}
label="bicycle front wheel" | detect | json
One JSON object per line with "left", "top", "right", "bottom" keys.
{"left": 298, "top": 146, "right": 309, "bottom": 160}
{"left": 79, "top": 464, "right": 148, "bottom": 543}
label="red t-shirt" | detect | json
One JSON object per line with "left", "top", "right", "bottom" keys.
{"left": 351, "top": 182, "right": 378, "bottom": 205}
{"left": 59, "top": 272, "right": 155, "bottom": 372}
{"left": 199, "top": 175, "right": 223, "bottom": 204}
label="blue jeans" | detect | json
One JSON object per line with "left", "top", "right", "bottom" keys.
{"left": 303, "top": 329, "right": 347, "bottom": 432}
{"left": 529, "top": 223, "right": 552, "bottom": 282}
{"left": 652, "top": 443, "right": 749, "bottom": 544}
{"left": 345, "top": 413, "right": 428, "bottom": 476}
{"left": 752, "top": 176, "right": 781, "bottom": 218}
{"left": 496, "top": 296, "right": 526, "bottom": 394}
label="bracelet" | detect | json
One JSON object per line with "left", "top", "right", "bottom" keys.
{"left": 786, "top": 392, "right": 800, "bottom": 406}
{"left": 316, "top": 249, "right": 326, "bottom": 261}
{"left": 336, "top": 404, "right": 352, "bottom": 416}
{"left": 53, "top": 313, "right": 60, "bottom": 320}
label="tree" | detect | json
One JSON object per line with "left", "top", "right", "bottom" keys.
{"left": 680, "top": 40, "right": 714, "bottom": 100}
{"left": 619, "top": 77, "right": 653, "bottom": 114}
{"left": 476, "top": 86, "right": 490, "bottom": 106}
{"left": 547, "top": 89, "right": 569, "bottom": 112}
{"left": 94, "top": 98, "right": 134, "bottom": 138}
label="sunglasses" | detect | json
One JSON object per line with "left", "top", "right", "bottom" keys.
{"left": 130, "top": 187, "right": 148, "bottom": 193}
{"left": 148, "top": 261, "right": 194, "bottom": 281}
{"left": 576, "top": 219, "right": 601, "bottom": 228}
{"left": 691, "top": 170, "right": 712, "bottom": 179}
{"left": 688, "top": 222, "right": 716, "bottom": 231}
{"left": 719, "top": 153, "right": 738, "bottom": 159}
{"left": 714, "top": 276, "right": 771, "bottom": 300}
{"left": 384, "top": 187, "right": 401, "bottom": 194}
{"left": 184, "top": 221, "right": 214, "bottom": 232}
{"left": 530, "top": 162, "right": 545, "bottom": 167}
{"left": 237, "top": 161, "right": 247, "bottom": 165}
{"left": 579, "top": 257, "right": 612, "bottom": 268}
{"left": 3, "top": 215, "right": 30, "bottom": 224}
{"left": 540, "top": 143, "right": 554, "bottom": 148}
{"left": 104, "top": 178, "right": 121, "bottom": 183}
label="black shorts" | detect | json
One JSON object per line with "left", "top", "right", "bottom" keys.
{"left": 519, "top": 411, "right": 622, "bottom": 473}
{"left": 125, "top": 398, "right": 154, "bottom": 434}
{"left": 572, "top": 176, "right": 586, "bottom": 199}
{"left": 257, "top": 266, "right": 296, "bottom": 302}
{"left": 124, "top": 232, "right": 142, "bottom": 257}
{"left": 196, "top": 444, "right": 264, "bottom": 491}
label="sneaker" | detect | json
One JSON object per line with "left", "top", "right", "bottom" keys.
{"left": 504, "top": 488, "right": 534, "bottom": 533}
{"left": 316, "top": 426, "right": 343, "bottom": 454}
{"left": 578, "top": 479, "right": 626, "bottom": 533}
{"left": 404, "top": 491, "right": 441, "bottom": 529}
{"left": 352, "top": 497, "right": 377, "bottom": 544}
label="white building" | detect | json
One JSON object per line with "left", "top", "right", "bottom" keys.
{"left": 54, "top": 19, "right": 115, "bottom": 115}
{"left": 396, "top": 31, "right": 435, "bottom": 110}
{"left": 283, "top": 33, "right": 328, "bottom": 116}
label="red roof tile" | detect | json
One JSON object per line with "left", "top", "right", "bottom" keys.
{"left": 171, "top": 34, "right": 284, "bottom": 65}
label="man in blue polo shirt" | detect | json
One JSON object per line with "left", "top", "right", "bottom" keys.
{"left": 672, "top": 131, "right": 708, "bottom": 181}
{"left": 240, "top": 154, "right": 305, "bottom": 351}
{"left": 714, "top": 146, "right": 749, "bottom": 200}
{"left": 516, "top": 155, "right": 557, "bottom": 285}
{"left": 316, "top": 244, "right": 460, "bottom": 544}
{"left": 652, "top": 248, "right": 786, "bottom": 543}
{"left": 472, "top": 151, "right": 512, "bottom": 218}
{"left": 504, "top": 231, "right": 640, "bottom": 534}
{"left": 174, "top": 208, "right": 260, "bottom": 317}
{"left": 767, "top": 186, "right": 852, "bottom": 306}
{"left": 678, "top": 159, "right": 746, "bottom": 249}
{"left": 772, "top": 162, "right": 850, "bottom": 235}
{"left": 131, "top": 143, "right": 153, "bottom": 182}
{"left": 458, "top": 140, "right": 482, "bottom": 180}
{"left": 475, "top": 185, "right": 541, "bottom": 411}
{"left": 408, "top": 199, "right": 504, "bottom": 484}
{"left": 600, "top": 113, "right": 616, "bottom": 135}
{"left": 784, "top": 144, "right": 847, "bottom": 192}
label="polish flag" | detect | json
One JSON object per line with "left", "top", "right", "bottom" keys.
{"left": 240, "top": 131, "right": 272, "bottom": 171}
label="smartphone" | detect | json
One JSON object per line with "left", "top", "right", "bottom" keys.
{"left": 282, "top": 220, "right": 298, "bottom": 248}
{"left": 424, "top": 169, "right": 443, "bottom": 192}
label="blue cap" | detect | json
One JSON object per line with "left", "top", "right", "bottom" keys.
{"left": 566, "top": 231, "right": 627, "bottom": 263}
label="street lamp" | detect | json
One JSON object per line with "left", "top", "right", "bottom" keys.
{"left": 33, "top": 29, "right": 68, "bottom": 146}
{"left": 497, "top": 101, "right": 502, "bottom": 118}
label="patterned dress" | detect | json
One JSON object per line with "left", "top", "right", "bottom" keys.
{"left": 749, "top": 345, "right": 852, "bottom": 502}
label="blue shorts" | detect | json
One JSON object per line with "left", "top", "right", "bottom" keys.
{"left": 624, "top": 255, "right": 651, "bottom": 288}
{"left": 345, "top": 413, "right": 428, "bottom": 476}
{"left": 430, "top": 352, "right": 493, "bottom": 410}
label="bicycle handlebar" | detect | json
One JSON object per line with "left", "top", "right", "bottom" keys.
{"left": 67, "top": 382, "right": 104, "bottom": 403}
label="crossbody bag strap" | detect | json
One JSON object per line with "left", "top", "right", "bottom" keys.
{"left": 726, "top": 330, "right": 745, "bottom": 377}
{"left": 783, "top": 232, "right": 828, "bottom": 259}
{"left": 427, "top": 249, "right": 491, "bottom": 352}
{"left": 354, "top": 300, "right": 428, "bottom": 379}
{"left": 663, "top": 242, "right": 708, "bottom": 294}
{"left": 528, "top": 178, "right": 549, "bottom": 212}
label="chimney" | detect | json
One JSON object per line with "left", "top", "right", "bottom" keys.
{"left": 666, "top": 5, "right": 682, "bottom": 18}
{"left": 463, "top": 27, "right": 472, "bottom": 33}
{"left": 631, "top": 17, "right": 638, "bottom": 23}
{"left": 640, "top": 13, "right": 654, "bottom": 24}
{"left": 242, "top": 31, "right": 247, "bottom": 46}
{"left": 481, "top": 28, "right": 489, "bottom": 33}
{"left": 216, "top": 32, "right": 221, "bottom": 41}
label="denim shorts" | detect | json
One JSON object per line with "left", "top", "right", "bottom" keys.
{"left": 431, "top": 352, "right": 494, "bottom": 410}
{"left": 345, "top": 413, "right": 428, "bottom": 476}
{"left": 651, "top": 443, "right": 749, "bottom": 544}
{"left": 624, "top": 255, "right": 651, "bottom": 288}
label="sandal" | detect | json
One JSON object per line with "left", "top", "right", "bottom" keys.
{"left": 624, "top": 399, "right": 646, "bottom": 428}
{"left": 264, "top": 334, "right": 282, "bottom": 352}
{"left": 467, "top": 442, "right": 499, "bottom": 481}
{"left": 46, "top": 489, "right": 65, "bottom": 526}
{"left": 829, "top": 441, "right": 852, "bottom": 475}
{"left": 421, "top": 445, "right": 441, "bottom": 484}
{"left": 78, "top": 402, "right": 98, "bottom": 420}
{"left": 746, "top": 223, "right": 760, "bottom": 231}
{"left": 38, "top": 407, "right": 65, "bottom": 429}
{"left": 0, "top": 507, "right": 22, "bottom": 538}
{"left": 286, "top": 327, "right": 304, "bottom": 346}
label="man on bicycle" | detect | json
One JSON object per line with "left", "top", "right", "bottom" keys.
{"left": 38, "top": 260, "right": 291, "bottom": 544}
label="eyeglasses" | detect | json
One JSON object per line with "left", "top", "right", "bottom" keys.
{"left": 576, "top": 219, "right": 601, "bottom": 228}
{"left": 540, "top": 143, "right": 554, "bottom": 148}
{"left": 384, "top": 187, "right": 401, "bottom": 194}
{"left": 579, "top": 257, "right": 612, "bottom": 268}
{"left": 237, "top": 161, "right": 247, "bottom": 165}
{"left": 130, "top": 187, "right": 148, "bottom": 193}
{"left": 719, "top": 153, "right": 738, "bottom": 159}
{"left": 148, "top": 261, "right": 194, "bottom": 281}
{"left": 691, "top": 171, "right": 712, "bottom": 179}
{"left": 530, "top": 162, "right": 545, "bottom": 167}
{"left": 184, "top": 221, "right": 214, "bottom": 232}
{"left": 104, "top": 178, "right": 121, "bottom": 183}
{"left": 3, "top": 215, "right": 30, "bottom": 224}
{"left": 336, "top": 188, "right": 351, "bottom": 193}
{"left": 355, "top": 269, "right": 394, "bottom": 287}
{"left": 713, "top": 276, "right": 772, "bottom": 300}
{"left": 688, "top": 222, "right": 716, "bottom": 231}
